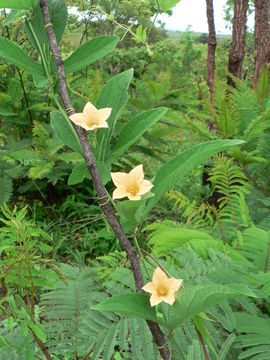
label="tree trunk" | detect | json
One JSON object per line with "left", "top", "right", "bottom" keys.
{"left": 206, "top": 0, "right": 217, "bottom": 102}
{"left": 254, "top": 0, "right": 270, "bottom": 84}
{"left": 227, "top": 0, "right": 249, "bottom": 86}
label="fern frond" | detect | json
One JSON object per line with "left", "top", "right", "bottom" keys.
{"left": 234, "top": 312, "right": 270, "bottom": 360}
{"left": 166, "top": 191, "right": 215, "bottom": 231}
{"left": 238, "top": 227, "right": 270, "bottom": 272}
{"left": 32, "top": 121, "right": 50, "bottom": 151}
{"left": 0, "top": 172, "right": 13, "bottom": 205}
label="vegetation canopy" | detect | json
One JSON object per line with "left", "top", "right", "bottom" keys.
{"left": 0, "top": 0, "right": 270, "bottom": 359}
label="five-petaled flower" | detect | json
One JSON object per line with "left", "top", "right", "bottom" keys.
{"left": 111, "top": 164, "right": 153, "bottom": 201}
{"left": 69, "top": 101, "right": 112, "bottom": 131}
{"left": 142, "top": 267, "right": 183, "bottom": 307}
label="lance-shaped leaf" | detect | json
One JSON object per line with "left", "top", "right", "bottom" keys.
{"left": 0, "top": 0, "right": 35, "bottom": 9}
{"left": 141, "top": 139, "right": 245, "bottom": 218}
{"left": 92, "top": 293, "right": 161, "bottom": 324}
{"left": 96, "top": 69, "right": 133, "bottom": 162}
{"left": 0, "top": 38, "right": 43, "bottom": 75}
{"left": 109, "top": 107, "right": 168, "bottom": 161}
{"left": 64, "top": 36, "right": 119, "bottom": 75}
{"left": 25, "top": 0, "right": 67, "bottom": 54}
{"left": 50, "top": 110, "right": 83, "bottom": 155}
{"left": 3, "top": 10, "right": 25, "bottom": 26}
{"left": 158, "top": 0, "right": 181, "bottom": 12}
{"left": 168, "top": 284, "right": 256, "bottom": 329}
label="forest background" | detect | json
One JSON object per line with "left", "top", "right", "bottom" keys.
{"left": 1, "top": 0, "right": 270, "bottom": 359}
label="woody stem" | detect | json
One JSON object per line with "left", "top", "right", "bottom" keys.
{"left": 39, "top": 1, "right": 170, "bottom": 358}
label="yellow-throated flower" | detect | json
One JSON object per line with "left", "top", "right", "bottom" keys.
{"left": 142, "top": 267, "right": 183, "bottom": 307}
{"left": 69, "top": 101, "right": 112, "bottom": 131}
{"left": 111, "top": 164, "right": 153, "bottom": 201}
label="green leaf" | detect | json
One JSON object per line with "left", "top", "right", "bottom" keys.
{"left": 142, "top": 139, "right": 245, "bottom": 217}
{"left": 168, "top": 284, "right": 256, "bottom": 329}
{"left": 31, "top": 324, "right": 46, "bottom": 343}
{"left": 3, "top": 10, "right": 25, "bottom": 26}
{"left": 0, "top": 0, "right": 35, "bottom": 9}
{"left": 0, "top": 174, "right": 13, "bottom": 205}
{"left": 109, "top": 108, "right": 168, "bottom": 160}
{"left": 0, "top": 38, "right": 43, "bottom": 75}
{"left": 25, "top": 0, "right": 67, "bottom": 54}
{"left": 134, "top": 24, "right": 147, "bottom": 43}
{"left": 116, "top": 200, "right": 145, "bottom": 233}
{"left": 64, "top": 36, "right": 119, "bottom": 75}
{"left": 92, "top": 293, "right": 160, "bottom": 324}
{"left": 194, "top": 315, "right": 218, "bottom": 356}
{"left": 0, "top": 336, "right": 9, "bottom": 348}
{"left": 28, "top": 162, "right": 54, "bottom": 179}
{"left": 50, "top": 110, "right": 83, "bottom": 155}
{"left": 158, "top": 0, "right": 181, "bottom": 12}
{"left": 68, "top": 163, "right": 89, "bottom": 186}
{"left": 96, "top": 69, "right": 133, "bottom": 162}
{"left": 218, "top": 334, "right": 236, "bottom": 360}
{"left": 0, "top": 108, "right": 17, "bottom": 117}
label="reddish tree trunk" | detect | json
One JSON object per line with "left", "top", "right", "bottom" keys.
{"left": 227, "top": 0, "right": 249, "bottom": 86}
{"left": 254, "top": 0, "right": 270, "bottom": 84}
{"left": 206, "top": 0, "right": 217, "bottom": 102}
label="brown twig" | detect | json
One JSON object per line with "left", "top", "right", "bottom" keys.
{"left": 264, "top": 241, "right": 270, "bottom": 273}
{"left": 39, "top": 1, "right": 170, "bottom": 358}
{"left": 28, "top": 326, "right": 53, "bottom": 360}
{"left": 195, "top": 325, "right": 211, "bottom": 360}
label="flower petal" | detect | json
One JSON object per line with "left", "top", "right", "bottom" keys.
{"left": 138, "top": 180, "right": 153, "bottom": 196}
{"left": 83, "top": 101, "right": 97, "bottom": 118}
{"left": 129, "top": 164, "right": 144, "bottom": 183}
{"left": 150, "top": 293, "right": 163, "bottom": 307}
{"left": 162, "top": 293, "right": 176, "bottom": 306}
{"left": 166, "top": 278, "right": 183, "bottom": 293}
{"left": 97, "top": 108, "right": 112, "bottom": 122}
{"left": 127, "top": 194, "right": 141, "bottom": 201}
{"left": 112, "top": 187, "right": 128, "bottom": 200}
{"left": 152, "top": 267, "right": 168, "bottom": 285}
{"left": 111, "top": 172, "right": 129, "bottom": 187}
{"left": 69, "top": 113, "right": 86, "bottom": 126}
{"left": 95, "top": 121, "right": 109, "bottom": 129}
{"left": 142, "top": 281, "right": 156, "bottom": 294}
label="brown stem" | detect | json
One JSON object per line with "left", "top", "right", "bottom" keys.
{"left": 18, "top": 69, "right": 34, "bottom": 124}
{"left": 264, "top": 241, "right": 270, "bottom": 273}
{"left": 195, "top": 325, "right": 211, "bottom": 360}
{"left": 205, "top": 0, "right": 216, "bottom": 103}
{"left": 39, "top": 1, "right": 170, "bottom": 358}
{"left": 28, "top": 326, "right": 52, "bottom": 360}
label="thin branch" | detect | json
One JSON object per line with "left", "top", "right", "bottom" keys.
{"left": 264, "top": 241, "right": 270, "bottom": 273}
{"left": 195, "top": 325, "right": 211, "bottom": 360}
{"left": 28, "top": 326, "right": 52, "bottom": 360}
{"left": 39, "top": 1, "right": 170, "bottom": 358}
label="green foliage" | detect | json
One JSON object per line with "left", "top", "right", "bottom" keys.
{"left": 2, "top": 1, "right": 270, "bottom": 358}
{"left": 110, "top": 107, "right": 168, "bottom": 160}
{"left": 0, "top": 0, "right": 35, "bottom": 10}
{"left": 96, "top": 69, "right": 134, "bottom": 162}
{"left": 93, "top": 293, "right": 160, "bottom": 323}
{"left": 0, "top": 203, "right": 60, "bottom": 328}
{"left": 0, "top": 173, "right": 13, "bottom": 205}
{"left": 50, "top": 110, "right": 83, "bottom": 155}
{"left": 142, "top": 139, "right": 244, "bottom": 218}
{"left": 158, "top": 0, "right": 181, "bottom": 12}
{"left": 64, "top": 36, "right": 119, "bottom": 75}
{"left": 25, "top": 0, "right": 67, "bottom": 55}
{"left": 0, "top": 38, "right": 43, "bottom": 75}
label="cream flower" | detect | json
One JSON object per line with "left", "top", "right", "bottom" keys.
{"left": 111, "top": 164, "right": 153, "bottom": 201}
{"left": 69, "top": 101, "right": 112, "bottom": 131}
{"left": 142, "top": 267, "right": 183, "bottom": 307}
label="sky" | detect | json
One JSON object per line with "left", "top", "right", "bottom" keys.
{"left": 157, "top": 0, "right": 255, "bottom": 35}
